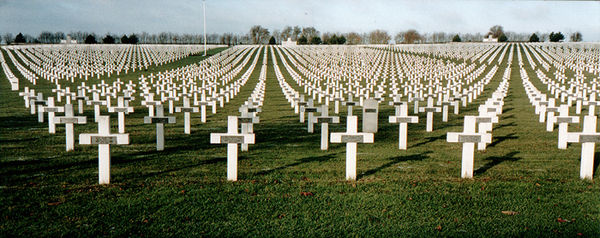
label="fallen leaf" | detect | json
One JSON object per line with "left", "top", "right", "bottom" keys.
{"left": 501, "top": 211, "right": 518, "bottom": 215}
{"left": 557, "top": 217, "right": 568, "bottom": 223}
{"left": 47, "top": 201, "right": 62, "bottom": 206}
{"left": 435, "top": 225, "right": 442, "bottom": 231}
{"left": 300, "top": 192, "right": 314, "bottom": 197}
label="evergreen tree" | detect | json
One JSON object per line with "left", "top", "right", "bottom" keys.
{"left": 14, "top": 33, "right": 26, "bottom": 43}
{"left": 529, "top": 33, "right": 539, "bottom": 42}
{"left": 298, "top": 35, "right": 308, "bottom": 45}
{"left": 84, "top": 35, "right": 97, "bottom": 44}
{"left": 452, "top": 34, "right": 461, "bottom": 42}
{"left": 103, "top": 35, "right": 115, "bottom": 44}
{"left": 268, "top": 36, "right": 276, "bottom": 45}
{"left": 121, "top": 35, "right": 129, "bottom": 44}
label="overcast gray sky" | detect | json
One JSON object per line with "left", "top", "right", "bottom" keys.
{"left": 1, "top": 0, "right": 599, "bottom": 41}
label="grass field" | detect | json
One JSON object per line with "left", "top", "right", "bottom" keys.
{"left": 0, "top": 44, "right": 598, "bottom": 237}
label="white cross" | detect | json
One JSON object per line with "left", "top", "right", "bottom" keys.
{"left": 418, "top": 97, "right": 441, "bottom": 132}
{"left": 108, "top": 97, "right": 134, "bottom": 134}
{"left": 54, "top": 104, "right": 86, "bottom": 151}
{"left": 79, "top": 116, "right": 129, "bottom": 184}
{"left": 331, "top": 116, "right": 374, "bottom": 180}
{"left": 389, "top": 103, "right": 418, "bottom": 150}
{"left": 447, "top": 116, "right": 492, "bottom": 178}
{"left": 312, "top": 104, "right": 340, "bottom": 150}
{"left": 144, "top": 104, "right": 176, "bottom": 151}
{"left": 552, "top": 105, "right": 580, "bottom": 149}
{"left": 302, "top": 99, "right": 318, "bottom": 133}
{"left": 87, "top": 92, "right": 107, "bottom": 122}
{"left": 566, "top": 115, "right": 600, "bottom": 180}
{"left": 210, "top": 116, "right": 255, "bottom": 181}
{"left": 238, "top": 105, "right": 260, "bottom": 151}
{"left": 41, "top": 97, "right": 64, "bottom": 134}
{"left": 175, "top": 97, "right": 198, "bottom": 134}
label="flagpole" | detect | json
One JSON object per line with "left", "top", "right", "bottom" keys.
{"left": 203, "top": 0, "right": 207, "bottom": 56}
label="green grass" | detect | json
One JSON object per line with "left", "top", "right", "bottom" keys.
{"left": 0, "top": 44, "right": 598, "bottom": 237}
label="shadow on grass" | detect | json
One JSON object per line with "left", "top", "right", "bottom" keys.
{"left": 474, "top": 151, "right": 521, "bottom": 175}
{"left": 359, "top": 151, "right": 432, "bottom": 179}
{"left": 488, "top": 133, "right": 519, "bottom": 148}
{"left": 411, "top": 134, "right": 446, "bottom": 147}
{"left": 593, "top": 152, "right": 600, "bottom": 176}
{"left": 255, "top": 153, "right": 337, "bottom": 176}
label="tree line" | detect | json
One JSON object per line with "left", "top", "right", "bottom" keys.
{"left": 1, "top": 25, "right": 584, "bottom": 45}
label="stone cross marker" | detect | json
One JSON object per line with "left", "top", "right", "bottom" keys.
{"left": 554, "top": 105, "right": 579, "bottom": 149}
{"left": 41, "top": 97, "right": 64, "bottom": 134}
{"left": 175, "top": 97, "right": 199, "bottom": 134}
{"left": 447, "top": 116, "right": 492, "bottom": 178}
{"left": 566, "top": 115, "right": 600, "bottom": 180}
{"left": 108, "top": 97, "right": 134, "bottom": 134}
{"left": 362, "top": 99, "right": 379, "bottom": 133}
{"left": 331, "top": 116, "right": 374, "bottom": 180}
{"left": 79, "top": 116, "right": 129, "bottom": 184}
{"left": 87, "top": 92, "right": 107, "bottom": 122}
{"left": 210, "top": 116, "right": 255, "bottom": 181}
{"left": 54, "top": 104, "right": 86, "bottom": 151}
{"left": 342, "top": 95, "right": 358, "bottom": 116}
{"left": 238, "top": 105, "right": 260, "bottom": 151}
{"left": 419, "top": 97, "right": 441, "bottom": 132}
{"left": 143, "top": 104, "right": 176, "bottom": 151}
{"left": 389, "top": 103, "right": 418, "bottom": 150}
{"left": 312, "top": 104, "right": 340, "bottom": 150}
{"left": 302, "top": 99, "right": 318, "bottom": 133}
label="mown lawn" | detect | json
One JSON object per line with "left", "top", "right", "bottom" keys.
{"left": 0, "top": 45, "right": 598, "bottom": 237}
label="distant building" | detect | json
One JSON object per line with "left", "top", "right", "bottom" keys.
{"left": 60, "top": 35, "right": 77, "bottom": 44}
{"left": 282, "top": 38, "right": 297, "bottom": 47}
{"left": 482, "top": 34, "right": 498, "bottom": 43}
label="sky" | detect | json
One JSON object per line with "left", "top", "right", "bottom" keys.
{"left": 1, "top": 0, "right": 599, "bottom": 41}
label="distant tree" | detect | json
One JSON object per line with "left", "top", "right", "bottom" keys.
{"left": 328, "top": 34, "right": 338, "bottom": 45}
{"left": 128, "top": 34, "right": 139, "bottom": 44}
{"left": 121, "top": 35, "right": 129, "bottom": 44}
{"left": 452, "top": 34, "right": 461, "bottom": 42}
{"left": 310, "top": 36, "right": 322, "bottom": 45}
{"left": 498, "top": 34, "right": 508, "bottom": 42}
{"left": 302, "top": 27, "right": 319, "bottom": 39}
{"left": 489, "top": 25, "right": 504, "bottom": 38}
{"left": 103, "top": 35, "right": 115, "bottom": 44}
{"left": 38, "top": 31, "right": 54, "bottom": 43}
{"left": 14, "top": 33, "right": 26, "bottom": 43}
{"left": 549, "top": 32, "right": 564, "bottom": 42}
{"left": 54, "top": 32, "right": 65, "bottom": 43}
{"left": 346, "top": 32, "right": 362, "bottom": 45}
{"left": 570, "top": 32, "right": 582, "bottom": 42}
{"left": 292, "top": 26, "right": 302, "bottom": 40}
{"left": 84, "top": 34, "right": 97, "bottom": 44}
{"left": 402, "top": 29, "right": 421, "bottom": 44}
{"left": 297, "top": 35, "right": 308, "bottom": 45}
{"left": 249, "top": 25, "right": 270, "bottom": 44}
{"left": 337, "top": 35, "right": 346, "bottom": 44}
{"left": 529, "top": 33, "right": 539, "bottom": 42}
{"left": 269, "top": 36, "right": 276, "bottom": 45}
{"left": 3, "top": 33, "right": 14, "bottom": 44}
{"left": 368, "top": 30, "right": 391, "bottom": 44}
{"left": 281, "top": 26, "right": 293, "bottom": 40}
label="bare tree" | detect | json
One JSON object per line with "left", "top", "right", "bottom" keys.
{"left": 489, "top": 25, "right": 504, "bottom": 38}
{"left": 394, "top": 32, "right": 404, "bottom": 44}
{"left": 346, "top": 32, "right": 363, "bottom": 45}
{"left": 402, "top": 29, "right": 422, "bottom": 44}
{"left": 292, "top": 26, "right": 302, "bottom": 40}
{"left": 368, "top": 30, "right": 390, "bottom": 44}
{"left": 281, "top": 26, "right": 292, "bottom": 41}
{"left": 249, "top": 25, "right": 269, "bottom": 44}
{"left": 301, "top": 27, "right": 319, "bottom": 39}
{"left": 570, "top": 32, "right": 583, "bottom": 42}
{"left": 272, "top": 29, "right": 281, "bottom": 43}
